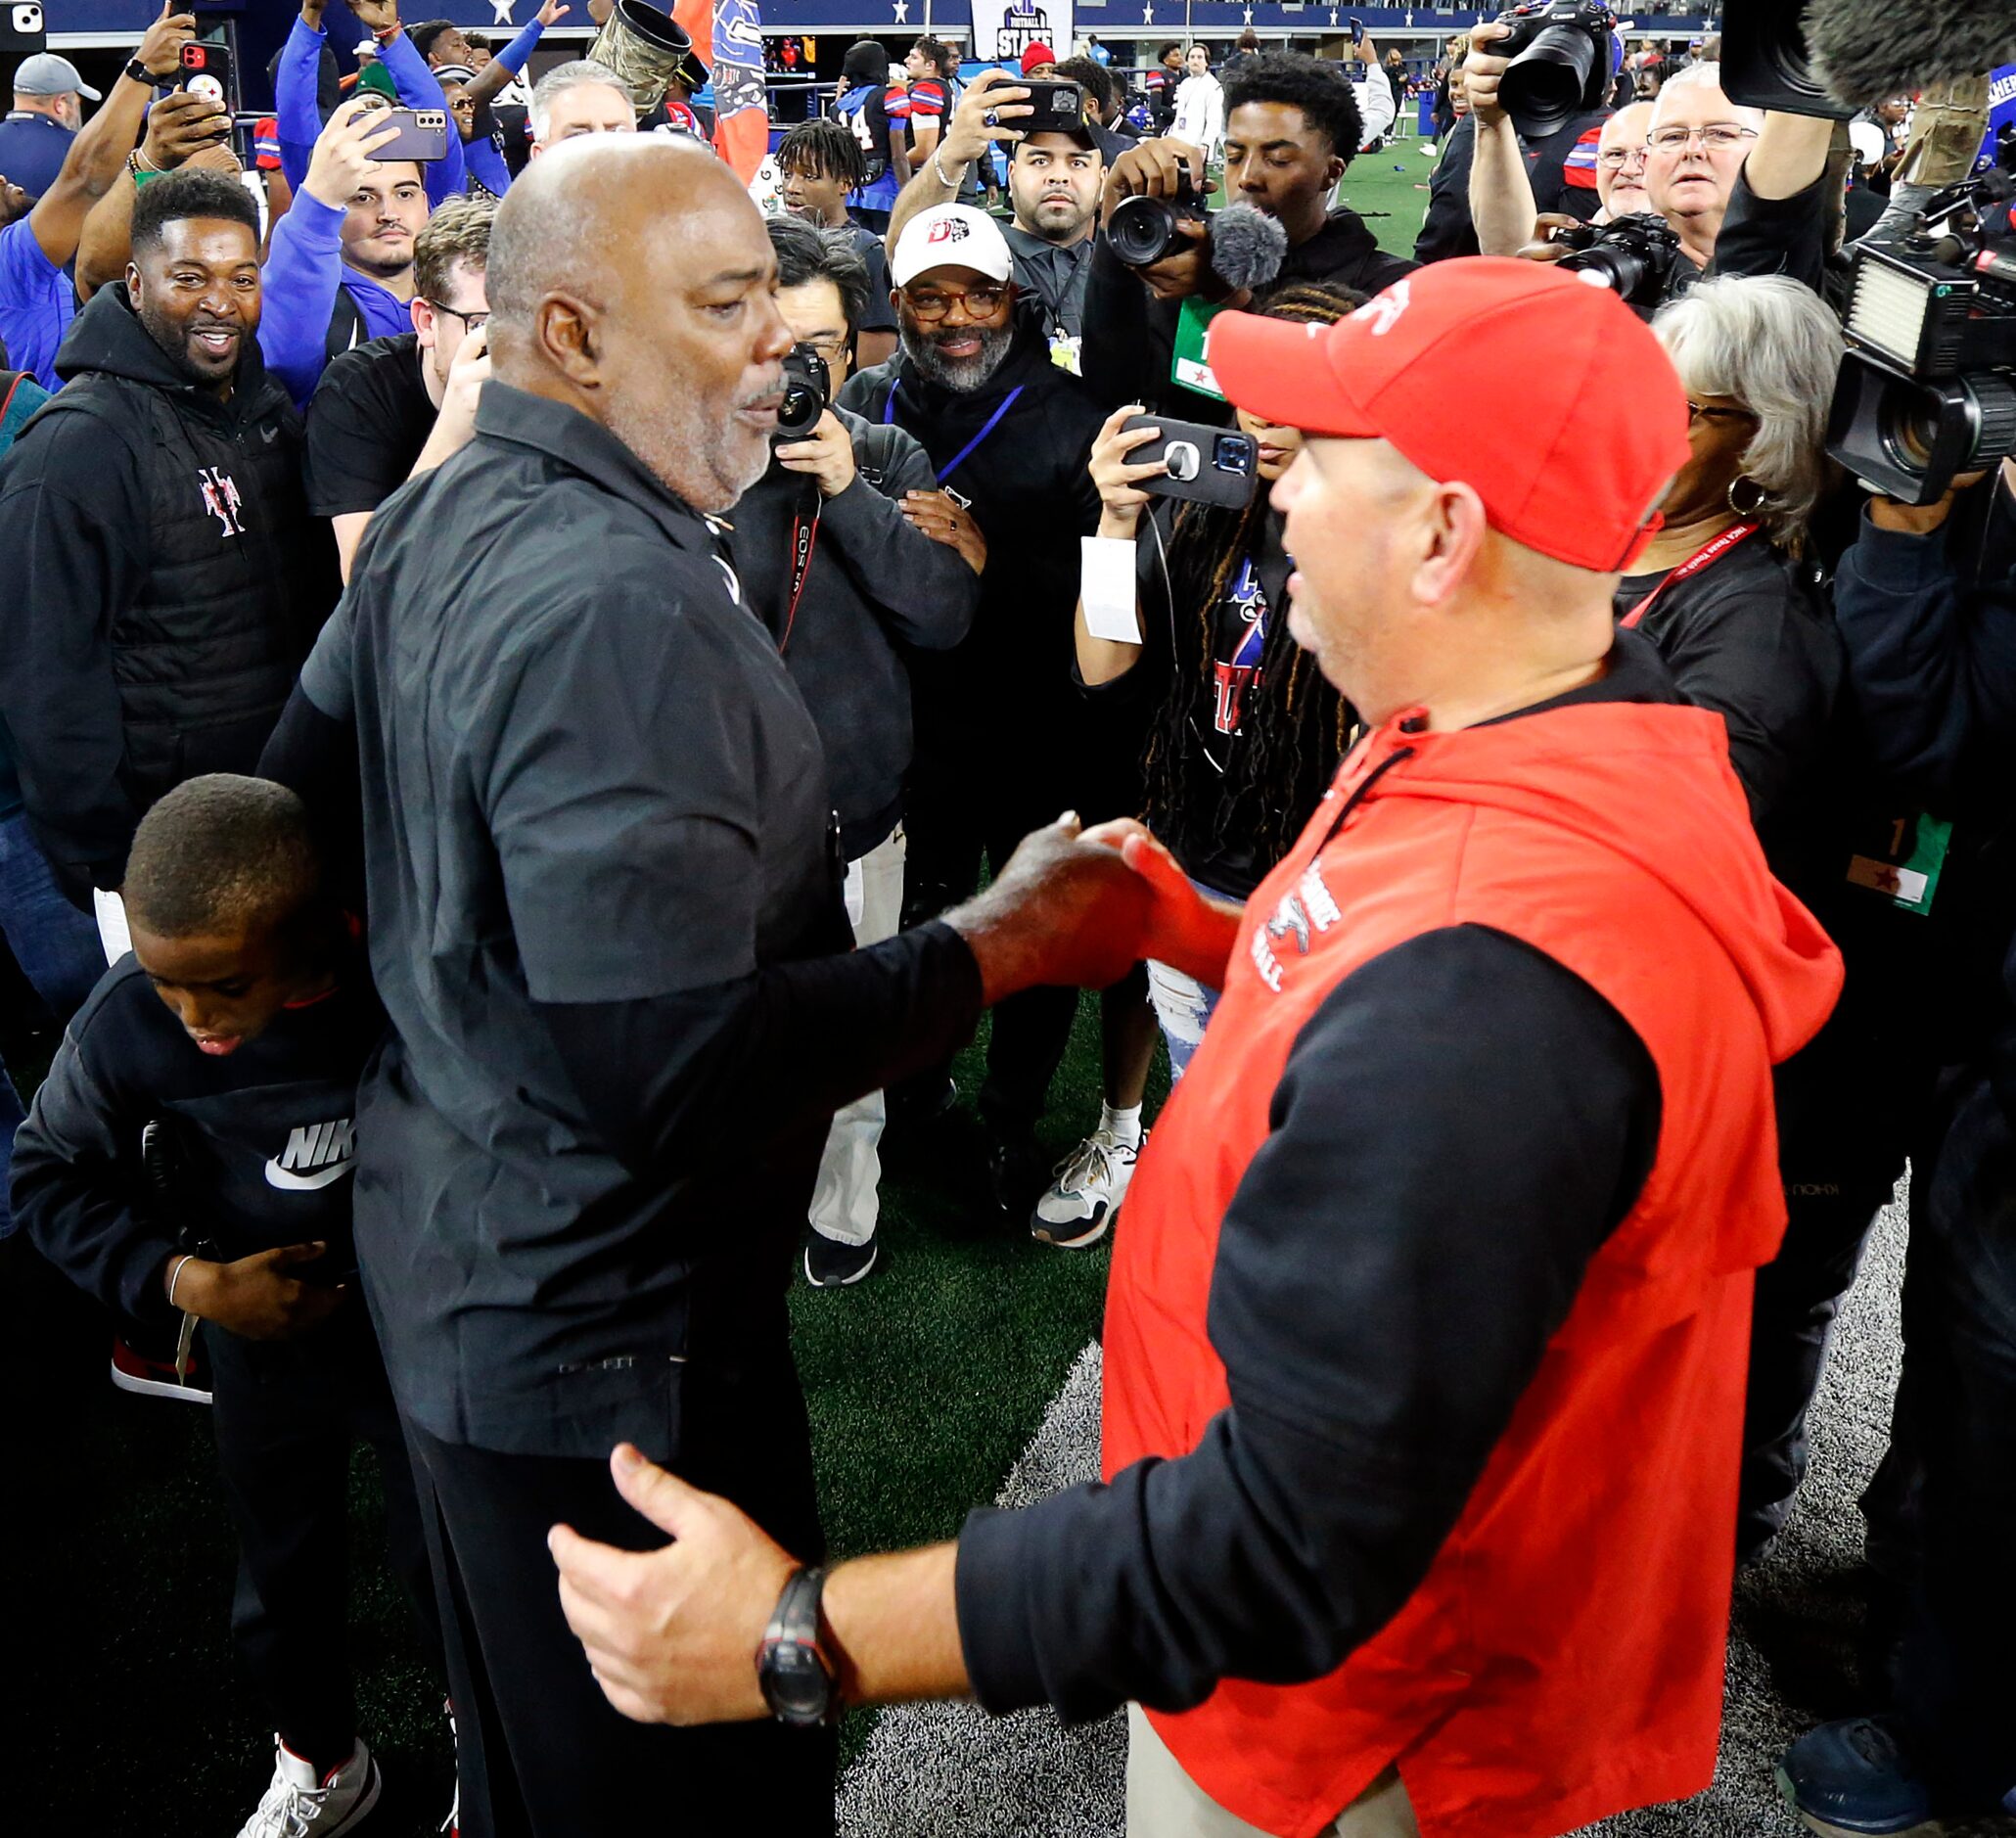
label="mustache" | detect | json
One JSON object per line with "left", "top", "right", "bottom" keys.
{"left": 736, "top": 369, "right": 785, "bottom": 409}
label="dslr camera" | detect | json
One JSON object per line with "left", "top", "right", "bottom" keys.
{"left": 1488, "top": 0, "right": 1617, "bottom": 139}
{"left": 1554, "top": 211, "right": 1687, "bottom": 309}
{"left": 775, "top": 342, "right": 831, "bottom": 441}
{"left": 1106, "top": 168, "right": 1210, "bottom": 270}
{"left": 1826, "top": 155, "right": 2016, "bottom": 505}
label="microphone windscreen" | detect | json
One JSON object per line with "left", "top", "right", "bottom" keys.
{"left": 1809, "top": 0, "right": 2016, "bottom": 107}
{"left": 1210, "top": 203, "right": 1289, "bottom": 295}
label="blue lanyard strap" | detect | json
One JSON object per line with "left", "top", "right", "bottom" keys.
{"left": 885, "top": 380, "right": 1026, "bottom": 485}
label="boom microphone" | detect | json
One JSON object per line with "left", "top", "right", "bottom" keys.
{"left": 1209, "top": 203, "right": 1289, "bottom": 296}
{"left": 1808, "top": 0, "right": 2016, "bottom": 110}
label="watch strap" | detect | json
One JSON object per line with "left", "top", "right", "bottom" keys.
{"left": 757, "top": 1564, "right": 837, "bottom": 1723}
{"left": 124, "top": 58, "right": 153, "bottom": 85}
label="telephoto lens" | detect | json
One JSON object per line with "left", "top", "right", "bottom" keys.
{"left": 1105, "top": 173, "right": 1209, "bottom": 268}
{"left": 1491, "top": 0, "right": 1617, "bottom": 140}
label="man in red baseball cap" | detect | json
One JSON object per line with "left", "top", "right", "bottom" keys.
{"left": 543, "top": 259, "right": 1845, "bottom": 1838}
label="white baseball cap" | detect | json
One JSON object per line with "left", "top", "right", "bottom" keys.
{"left": 890, "top": 205, "right": 1014, "bottom": 290}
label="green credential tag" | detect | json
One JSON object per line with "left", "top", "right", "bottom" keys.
{"left": 1172, "top": 297, "right": 1229, "bottom": 402}
{"left": 1845, "top": 811, "right": 1951, "bottom": 917}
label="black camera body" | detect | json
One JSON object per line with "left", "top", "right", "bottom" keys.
{"left": 1106, "top": 172, "right": 1210, "bottom": 270}
{"left": 1825, "top": 167, "right": 2016, "bottom": 504}
{"left": 1556, "top": 211, "right": 1687, "bottom": 309}
{"left": 1489, "top": 0, "right": 1616, "bottom": 140}
{"left": 1718, "top": 0, "right": 1856, "bottom": 120}
{"left": 775, "top": 343, "right": 831, "bottom": 441}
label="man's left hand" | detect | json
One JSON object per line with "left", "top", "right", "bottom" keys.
{"left": 774, "top": 410, "right": 858, "bottom": 499}
{"left": 550, "top": 1445, "right": 798, "bottom": 1727}
{"left": 902, "top": 488, "right": 985, "bottom": 574}
{"left": 143, "top": 88, "right": 233, "bottom": 170}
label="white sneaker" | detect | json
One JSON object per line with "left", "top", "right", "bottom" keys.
{"left": 1031, "top": 1127, "right": 1144, "bottom": 1248}
{"left": 236, "top": 1737, "right": 381, "bottom": 1838}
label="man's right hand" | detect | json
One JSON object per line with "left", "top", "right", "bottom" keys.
{"left": 1082, "top": 818, "right": 1241, "bottom": 990}
{"left": 1102, "top": 138, "right": 1213, "bottom": 299}
{"left": 943, "top": 813, "right": 1155, "bottom": 1002}
{"left": 939, "top": 69, "right": 1032, "bottom": 169}
{"left": 302, "top": 98, "right": 402, "bottom": 210}
{"left": 142, "top": 89, "right": 234, "bottom": 172}
{"left": 1463, "top": 22, "right": 1514, "bottom": 130}
{"left": 417, "top": 323, "right": 489, "bottom": 470}
{"left": 300, "top": 0, "right": 328, "bottom": 27}
{"left": 173, "top": 1243, "right": 350, "bottom": 1340}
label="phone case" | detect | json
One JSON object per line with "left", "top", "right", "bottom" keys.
{"left": 371, "top": 109, "right": 451, "bottom": 164}
{"left": 1122, "top": 415, "right": 1260, "bottom": 509}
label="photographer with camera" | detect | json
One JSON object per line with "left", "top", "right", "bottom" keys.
{"left": 1774, "top": 450, "right": 2016, "bottom": 1836}
{"left": 1080, "top": 53, "right": 1415, "bottom": 419}
{"left": 738, "top": 216, "right": 981, "bottom": 1285}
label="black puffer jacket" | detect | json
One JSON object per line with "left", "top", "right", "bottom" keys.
{"left": 0, "top": 285, "right": 336, "bottom": 899}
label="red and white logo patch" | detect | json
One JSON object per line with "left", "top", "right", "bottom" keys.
{"left": 926, "top": 216, "right": 971, "bottom": 246}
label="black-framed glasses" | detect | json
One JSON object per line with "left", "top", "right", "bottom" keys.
{"left": 426, "top": 300, "right": 489, "bottom": 332}
{"left": 902, "top": 281, "right": 1011, "bottom": 321}
{"left": 1685, "top": 399, "right": 1760, "bottom": 427}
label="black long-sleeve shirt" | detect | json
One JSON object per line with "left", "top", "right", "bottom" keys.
{"left": 956, "top": 923, "right": 1660, "bottom": 1720}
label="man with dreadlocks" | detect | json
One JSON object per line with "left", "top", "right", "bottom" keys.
{"left": 1076, "top": 283, "right": 1362, "bottom": 1081}
{"left": 775, "top": 116, "right": 899, "bottom": 369}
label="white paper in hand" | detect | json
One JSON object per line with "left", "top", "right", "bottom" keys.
{"left": 93, "top": 887, "right": 131, "bottom": 965}
{"left": 1081, "top": 535, "right": 1143, "bottom": 645}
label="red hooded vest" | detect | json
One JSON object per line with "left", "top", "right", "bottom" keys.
{"left": 1103, "top": 698, "right": 1842, "bottom": 1838}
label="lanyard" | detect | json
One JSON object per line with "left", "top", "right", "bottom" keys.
{"left": 885, "top": 380, "right": 1025, "bottom": 485}
{"left": 1619, "top": 520, "right": 1762, "bottom": 630}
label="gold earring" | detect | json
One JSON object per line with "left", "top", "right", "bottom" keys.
{"left": 1727, "top": 475, "right": 1766, "bottom": 517}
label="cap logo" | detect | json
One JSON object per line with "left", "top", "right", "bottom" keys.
{"left": 926, "top": 217, "right": 971, "bottom": 246}
{"left": 1363, "top": 279, "right": 1411, "bottom": 337}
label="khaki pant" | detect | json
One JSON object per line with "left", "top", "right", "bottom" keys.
{"left": 1125, "top": 1706, "right": 1420, "bottom": 1838}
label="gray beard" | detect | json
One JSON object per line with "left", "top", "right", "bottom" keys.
{"left": 604, "top": 392, "right": 770, "bottom": 516}
{"left": 901, "top": 321, "right": 1016, "bottom": 393}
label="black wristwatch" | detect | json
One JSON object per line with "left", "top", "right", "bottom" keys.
{"left": 124, "top": 58, "right": 154, "bottom": 85}
{"left": 756, "top": 1565, "right": 839, "bottom": 1726}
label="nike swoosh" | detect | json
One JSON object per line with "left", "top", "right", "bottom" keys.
{"left": 261, "top": 426, "right": 279, "bottom": 442}
{"left": 263, "top": 1156, "right": 355, "bottom": 1191}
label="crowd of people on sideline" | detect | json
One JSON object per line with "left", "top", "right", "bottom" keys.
{"left": 3, "top": 5, "right": 2014, "bottom": 1838}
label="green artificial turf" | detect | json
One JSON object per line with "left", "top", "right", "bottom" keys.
{"left": 9, "top": 998, "right": 1155, "bottom": 1831}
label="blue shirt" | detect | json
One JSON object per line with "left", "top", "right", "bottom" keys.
{"left": 0, "top": 111, "right": 74, "bottom": 201}
{"left": 0, "top": 214, "right": 73, "bottom": 391}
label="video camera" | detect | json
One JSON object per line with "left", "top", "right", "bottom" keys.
{"left": 775, "top": 343, "right": 831, "bottom": 441}
{"left": 1105, "top": 169, "right": 1210, "bottom": 270}
{"left": 1488, "top": 1, "right": 1617, "bottom": 140}
{"left": 1553, "top": 212, "right": 1688, "bottom": 310}
{"left": 1826, "top": 149, "right": 2016, "bottom": 504}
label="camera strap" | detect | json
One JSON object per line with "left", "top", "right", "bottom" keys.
{"left": 1619, "top": 519, "right": 1761, "bottom": 630}
{"left": 780, "top": 488, "right": 822, "bottom": 654}
{"left": 886, "top": 381, "right": 1026, "bottom": 485}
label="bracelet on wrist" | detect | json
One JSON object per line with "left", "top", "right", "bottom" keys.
{"left": 931, "top": 147, "right": 967, "bottom": 190}
{"left": 165, "top": 1254, "right": 195, "bottom": 1309}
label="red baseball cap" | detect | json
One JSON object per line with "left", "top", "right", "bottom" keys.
{"left": 1207, "top": 258, "right": 1692, "bottom": 573}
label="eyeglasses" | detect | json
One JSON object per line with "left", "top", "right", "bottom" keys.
{"left": 798, "top": 335, "right": 849, "bottom": 365}
{"left": 1646, "top": 123, "right": 1761, "bottom": 154}
{"left": 426, "top": 300, "right": 489, "bottom": 332}
{"left": 1596, "top": 146, "right": 1647, "bottom": 169}
{"left": 902, "top": 282, "right": 1011, "bottom": 321}
{"left": 1685, "top": 399, "right": 1760, "bottom": 427}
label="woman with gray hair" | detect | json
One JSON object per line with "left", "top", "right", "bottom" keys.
{"left": 1623, "top": 272, "right": 1845, "bottom": 834}
{"left": 1633, "top": 274, "right": 1876, "bottom": 1569}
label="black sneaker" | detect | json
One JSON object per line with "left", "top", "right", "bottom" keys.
{"left": 985, "top": 1126, "right": 1048, "bottom": 1217}
{"left": 804, "top": 1234, "right": 879, "bottom": 1287}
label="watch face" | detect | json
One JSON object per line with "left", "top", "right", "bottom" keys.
{"left": 762, "top": 1643, "right": 831, "bottom": 1724}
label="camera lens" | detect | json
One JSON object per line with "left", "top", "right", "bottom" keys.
{"left": 1106, "top": 195, "right": 1182, "bottom": 268}
{"left": 1881, "top": 394, "right": 1942, "bottom": 476}
{"left": 1500, "top": 25, "right": 1596, "bottom": 139}
{"left": 1213, "top": 436, "right": 1254, "bottom": 473}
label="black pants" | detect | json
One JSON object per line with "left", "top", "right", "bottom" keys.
{"left": 1885, "top": 1073, "right": 2016, "bottom": 1805}
{"left": 1737, "top": 1009, "right": 1928, "bottom": 1560}
{"left": 206, "top": 1308, "right": 441, "bottom": 1771}
{"left": 403, "top": 1366, "right": 835, "bottom": 1838}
